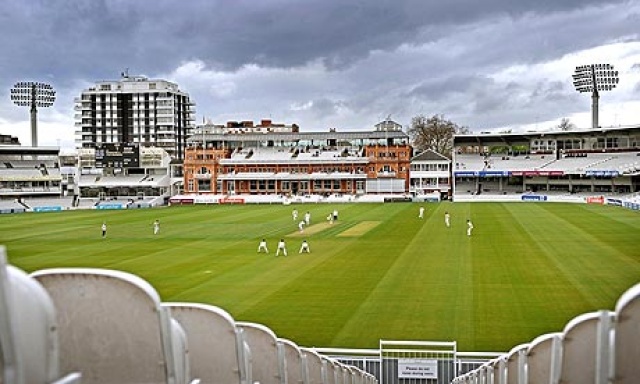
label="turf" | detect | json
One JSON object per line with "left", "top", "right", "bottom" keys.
{"left": 0, "top": 202, "right": 638, "bottom": 352}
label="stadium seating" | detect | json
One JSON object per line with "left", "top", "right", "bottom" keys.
{"left": 301, "top": 347, "right": 327, "bottom": 384}
{"left": 505, "top": 343, "right": 528, "bottom": 384}
{"left": 31, "top": 268, "right": 195, "bottom": 384}
{"left": 236, "top": 322, "right": 285, "bottom": 384}
{"left": 0, "top": 246, "right": 376, "bottom": 384}
{"left": 320, "top": 355, "right": 339, "bottom": 384}
{"left": 164, "top": 302, "right": 252, "bottom": 384}
{"left": 612, "top": 285, "right": 640, "bottom": 384}
{"left": 559, "top": 310, "right": 614, "bottom": 384}
{"left": 450, "top": 285, "right": 640, "bottom": 384}
{"left": 278, "top": 338, "right": 305, "bottom": 384}
{"left": 525, "top": 332, "right": 562, "bottom": 384}
{"left": 0, "top": 247, "right": 81, "bottom": 384}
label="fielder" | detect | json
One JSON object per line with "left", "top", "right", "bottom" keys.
{"left": 292, "top": 208, "right": 298, "bottom": 221}
{"left": 276, "top": 239, "right": 288, "bottom": 256}
{"left": 299, "top": 239, "right": 310, "bottom": 253}
{"left": 298, "top": 220, "right": 305, "bottom": 233}
{"left": 445, "top": 212, "right": 451, "bottom": 227}
{"left": 153, "top": 219, "right": 160, "bottom": 235}
{"left": 304, "top": 211, "right": 311, "bottom": 226}
{"left": 418, "top": 206, "right": 425, "bottom": 219}
{"left": 467, "top": 219, "right": 474, "bottom": 237}
{"left": 257, "top": 239, "right": 269, "bottom": 253}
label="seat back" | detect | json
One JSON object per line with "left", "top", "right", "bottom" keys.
{"left": 505, "top": 343, "right": 527, "bottom": 384}
{"left": 32, "top": 268, "right": 182, "bottom": 384}
{"left": 613, "top": 283, "right": 640, "bottom": 384}
{"left": 525, "top": 332, "right": 562, "bottom": 384}
{"left": 559, "top": 310, "right": 614, "bottom": 384}
{"left": 236, "top": 322, "right": 284, "bottom": 384}
{"left": 278, "top": 338, "right": 304, "bottom": 384}
{"left": 301, "top": 347, "right": 325, "bottom": 384}
{"left": 166, "top": 303, "right": 247, "bottom": 384}
{"left": 0, "top": 247, "right": 58, "bottom": 384}
{"left": 320, "top": 356, "right": 338, "bottom": 384}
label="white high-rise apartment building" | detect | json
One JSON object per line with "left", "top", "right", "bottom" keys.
{"left": 74, "top": 73, "right": 195, "bottom": 159}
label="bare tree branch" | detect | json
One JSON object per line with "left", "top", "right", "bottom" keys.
{"left": 407, "top": 114, "right": 469, "bottom": 158}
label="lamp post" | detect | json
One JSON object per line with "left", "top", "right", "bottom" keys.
{"left": 572, "top": 64, "right": 619, "bottom": 128}
{"left": 10, "top": 81, "right": 56, "bottom": 147}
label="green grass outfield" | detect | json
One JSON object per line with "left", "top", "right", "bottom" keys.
{"left": 1, "top": 202, "right": 638, "bottom": 352}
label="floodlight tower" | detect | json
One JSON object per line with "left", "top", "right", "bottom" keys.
{"left": 572, "top": 64, "right": 619, "bottom": 128}
{"left": 10, "top": 81, "right": 56, "bottom": 147}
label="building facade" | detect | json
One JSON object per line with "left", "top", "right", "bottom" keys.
{"left": 452, "top": 126, "right": 640, "bottom": 196}
{"left": 409, "top": 149, "right": 451, "bottom": 199}
{"left": 74, "top": 73, "right": 195, "bottom": 159}
{"left": 183, "top": 120, "right": 412, "bottom": 195}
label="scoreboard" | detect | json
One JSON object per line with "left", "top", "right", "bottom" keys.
{"left": 95, "top": 143, "right": 140, "bottom": 168}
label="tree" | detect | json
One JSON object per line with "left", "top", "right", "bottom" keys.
{"left": 407, "top": 114, "right": 470, "bottom": 158}
{"left": 557, "top": 117, "right": 576, "bottom": 131}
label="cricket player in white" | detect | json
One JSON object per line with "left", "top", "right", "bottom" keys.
{"left": 467, "top": 219, "right": 474, "bottom": 236}
{"left": 298, "top": 220, "right": 305, "bottom": 233}
{"left": 304, "top": 211, "right": 311, "bottom": 226}
{"left": 276, "top": 239, "right": 288, "bottom": 256}
{"left": 299, "top": 240, "right": 310, "bottom": 253}
{"left": 292, "top": 208, "right": 298, "bottom": 221}
{"left": 445, "top": 212, "right": 451, "bottom": 227}
{"left": 418, "top": 206, "right": 425, "bottom": 219}
{"left": 153, "top": 219, "right": 160, "bottom": 235}
{"left": 101, "top": 222, "right": 107, "bottom": 238}
{"left": 257, "top": 239, "right": 269, "bottom": 253}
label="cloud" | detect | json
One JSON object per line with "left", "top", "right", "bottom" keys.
{"left": 0, "top": 0, "right": 639, "bottom": 145}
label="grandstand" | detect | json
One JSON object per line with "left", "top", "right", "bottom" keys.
{"left": 76, "top": 145, "right": 172, "bottom": 207}
{"left": 452, "top": 126, "right": 640, "bottom": 201}
{"left": 183, "top": 119, "right": 411, "bottom": 196}
{"left": 0, "top": 146, "right": 63, "bottom": 202}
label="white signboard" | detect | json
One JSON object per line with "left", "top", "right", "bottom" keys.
{"left": 398, "top": 358, "right": 438, "bottom": 379}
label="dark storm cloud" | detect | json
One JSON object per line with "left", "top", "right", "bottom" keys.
{"left": 1, "top": 0, "right": 639, "bottom": 143}
{"left": 0, "top": 0, "right": 632, "bottom": 79}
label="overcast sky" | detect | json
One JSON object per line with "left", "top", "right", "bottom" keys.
{"left": 0, "top": 0, "right": 639, "bottom": 147}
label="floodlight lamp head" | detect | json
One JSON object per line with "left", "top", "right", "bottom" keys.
{"left": 9, "top": 81, "right": 56, "bottom": 108}
{"left": 572, "top": 63, "right": 619, "bottom": 93}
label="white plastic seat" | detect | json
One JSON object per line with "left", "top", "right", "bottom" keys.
{"left": 0, "top": 247, "right": 81, "bottom": 384}
{"left": 277, "top": 338, "right": 304, "bottom": 384}
{"left": 301, "top": 347, "right": 326, "bottom": 384}
{"left": 505, "top": 343, "right": 528, "bottom": 384}
{"left": 236, "top": 322, "right": 284, "bottom": 384}
{"left": 165, "top": 303, "right": 251, "bottom": 384}
{"left": 320, "top": 356, "right": 338, "bottom": 384}
{"left": 490, "top": 356, "right": 507, "bottom": 384}
{"left": 31, "top": 267, "right": 190, "bottom": 384}
{"left": 612, "top": 283, "right": 640, "bottom": 384}
{"left": 559, "top": 310, "right": 614, "bottom": 384}
{"left": 525, "top": 332, "right": 561, "bottom": 384}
